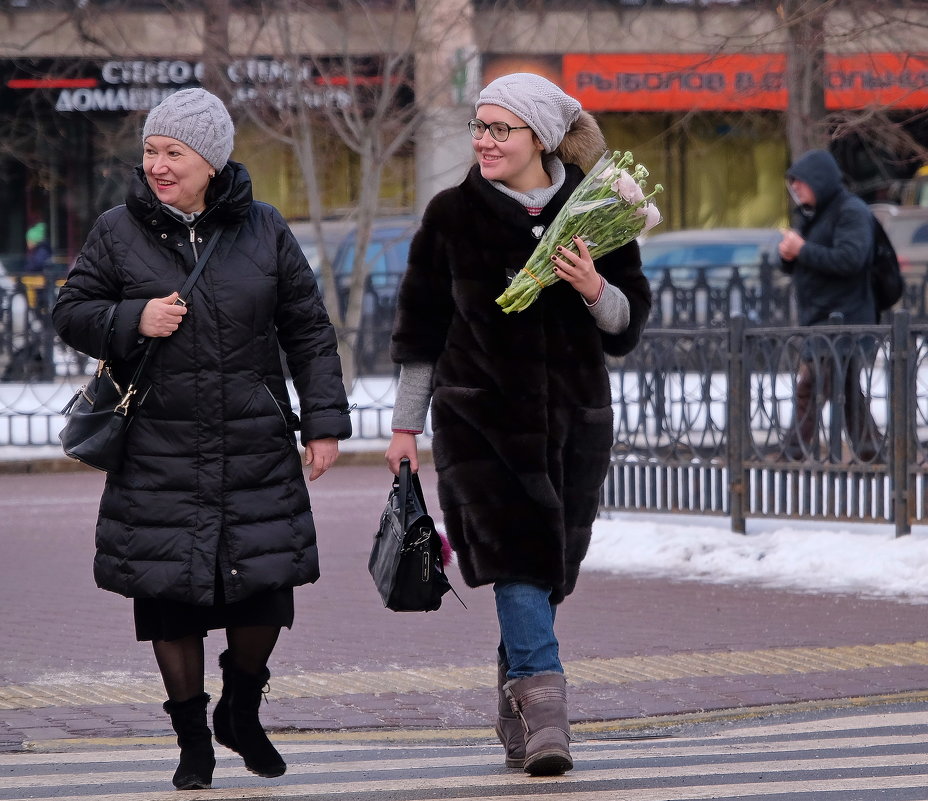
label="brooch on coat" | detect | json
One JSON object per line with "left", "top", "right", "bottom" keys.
{"left": 531, "top": 225, "right": 545, "bottom": 239}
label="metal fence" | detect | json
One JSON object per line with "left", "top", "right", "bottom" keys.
{"left": 647, "top": 257, "right": 928, "bottom": 330}
{"left": 5, "top": 269, "right": 928, "bottom": 535}
{"left": 604, "top": 311, "right": 928, "bottom": 535}
{"left": 647, "top": 259, "right": 797, "bottom": 329}
{"left": 0, "top": 273, "right": 408, "bottom": 448}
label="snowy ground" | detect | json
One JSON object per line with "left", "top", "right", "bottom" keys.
{"left": 585, "top": 512, "right": 928, "bottom": 604}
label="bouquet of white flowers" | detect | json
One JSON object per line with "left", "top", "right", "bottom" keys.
{"left": 496, "top": 150, "right": 663, "bottom": 314}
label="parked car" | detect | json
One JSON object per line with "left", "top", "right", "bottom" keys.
{"left": 638, "top": 227, "right": 783, "bottom": 288}
{"left": 287, "top": 216, "right": 416, "bottom": 308}
{"left": 329, "top": 216, "right": 416, "bottom": 314}
{"left": 286, "top": 219, "right": 356, "bottom": 297}
{"left": 287, "top": 215, "right": 417, "bottom": 372}
{"left": 869, "top": 203, "right": 928, "bottom": 274}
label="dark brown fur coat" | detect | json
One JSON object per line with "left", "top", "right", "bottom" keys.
{"left": 392, "top": 164, "right": 651, "bottom": 603}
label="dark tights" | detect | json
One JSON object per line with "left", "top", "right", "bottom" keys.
{"left": 153, "top": 625, "right": 282, "bottom": 702}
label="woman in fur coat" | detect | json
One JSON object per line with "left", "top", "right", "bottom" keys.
{"left": 385, "top": 73, "right": 651, "bottom": 775}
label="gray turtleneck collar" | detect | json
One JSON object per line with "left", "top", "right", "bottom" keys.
{"left": 489, "top": 156, "right": 566, "bottom": 212}
{"left": 164, "top": 204, "right": 202, "bottom": 225}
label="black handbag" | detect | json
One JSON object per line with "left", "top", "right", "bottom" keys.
{"left": 58, "top": 305, "right": 151, "bottom": 473}
{"left": 368, "top": 458, "right": 461, "bottom": 612}
{"left": 58, "top": 229, "right": 223, "bottom": 472}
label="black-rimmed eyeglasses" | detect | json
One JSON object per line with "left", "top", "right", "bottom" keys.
{"left": 468, "top": 119, "right": 532, "bottom": 143}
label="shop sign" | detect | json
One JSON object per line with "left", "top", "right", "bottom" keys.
{"left": 3, "top": 60, "right": 206, "bottom": 112}
{"left": 564, "top": 53, "right": 928, "bottom": 112}
{"left": 4, "top": 57, "right": 403, "bottom": 113}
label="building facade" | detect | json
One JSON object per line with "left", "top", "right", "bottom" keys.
{"left": 2, "top": 0, "right": 928, "bottom": 268}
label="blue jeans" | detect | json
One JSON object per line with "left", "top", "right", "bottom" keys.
{"left": 494, "top": 581, "right": 562, "bottom": 679}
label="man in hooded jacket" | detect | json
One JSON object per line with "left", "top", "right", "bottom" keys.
{"left": 778, "top": 148, "right": 882, "bottom": 461}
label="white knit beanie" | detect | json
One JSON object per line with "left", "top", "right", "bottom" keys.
{"left": 142, "top": 88, "right": 235, "bottom": 171}
{"left": 476, "top": 73, "right": 581, "bottom": 153}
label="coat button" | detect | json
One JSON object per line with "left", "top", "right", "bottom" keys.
{"left": 230, "top": 569, "right": 238, "bottom": 576}
{"left": 160, "top": 233, "right": 167, "bottom": 239}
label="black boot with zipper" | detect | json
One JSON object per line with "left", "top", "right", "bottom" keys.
{"left": 213, "top": 649, "right": 286, "bottom": 778}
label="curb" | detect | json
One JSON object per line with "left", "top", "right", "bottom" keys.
{"left": 0, "top": 448, "right": 433, "bottom": 475}
{"left": 17, "top": 689, "right": 928, "bottom": 753}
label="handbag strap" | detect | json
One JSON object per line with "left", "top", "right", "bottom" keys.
{"left": 396, "top": 457, "right": 428, "bottom": 532}
{"left": 110, "top": 227, "right": 225, "bottom": 411}
{"left": 176, "top": 227, "right": 224, "bottom": 306}
{"left": 397, "top": 458, "right": 412, "bottom": 532}
{"left": 98, "top": 303, "right": 120, "bottom": 363}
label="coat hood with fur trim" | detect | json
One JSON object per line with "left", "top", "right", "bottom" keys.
{"left": 554, "top": 110, "right": 606, "bottom": 171}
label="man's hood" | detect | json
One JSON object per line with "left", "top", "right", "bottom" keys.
{"left": 786, "top": 148, "right": 844, "bottom": 209}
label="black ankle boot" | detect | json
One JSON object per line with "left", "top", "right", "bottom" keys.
{"left": 163, "top": 692, "right": 215, "bottom": 790}
{"left": 213, "top": 650, "right": 286, "bottom": 778}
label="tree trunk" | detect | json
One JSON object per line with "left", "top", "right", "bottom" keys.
{"left": 783, "top": 0, "right": 829, "bottom": 158}
{"left": 201, "top": 0, "right": 230, "bottom": 96}
{"left": 338, "top": 142, "right": 385, "bottom": 390}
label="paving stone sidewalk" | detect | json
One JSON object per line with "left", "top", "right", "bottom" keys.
{"left": 2, "top": 464, "right": 927, "bottom": 749}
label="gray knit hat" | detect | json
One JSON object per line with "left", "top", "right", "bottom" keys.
{"left": 142, "top": 88, "right": 234, "bottom": 171}
{"left": 476, "top": 73, "right": 581, "bottom": 153}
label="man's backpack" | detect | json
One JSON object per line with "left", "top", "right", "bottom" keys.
{"left": 871, "top": 215, "right": 904, "bottom": 312}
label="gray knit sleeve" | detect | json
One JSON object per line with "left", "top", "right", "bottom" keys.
{"left": 391, "top": 362, "right": 434, "bottom": 433}
{"left": 586, "top": 280, "right": 631, "bottom": 334}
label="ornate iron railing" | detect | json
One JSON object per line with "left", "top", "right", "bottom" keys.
{"left": 4, "top": 271, "right": 928, "bottom": 535}
{"left": 604, "top": 311, "right": 928, "bottom": 534}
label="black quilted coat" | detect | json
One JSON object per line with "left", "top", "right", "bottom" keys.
{"left": 391, "top": 164, "right": 651, "bottom": 604}
{"left": 53, "top": 162, "right": 351, "bottom": 605}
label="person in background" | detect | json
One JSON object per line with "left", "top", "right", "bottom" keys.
{"left": 53, "top": 88, "right": 351, "bottom": 791}
{"left": 385, "top": 73, "right": 651, "bottom": 776}
{"left": 24, "top": 222, "right": 52, "bottom": 273}
{"left": 779, "top": 148, "right": 882, "bottom": 462}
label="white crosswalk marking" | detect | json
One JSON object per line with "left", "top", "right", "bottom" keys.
{"left": 1, "top": 707, "right": 926, "bottom": 801}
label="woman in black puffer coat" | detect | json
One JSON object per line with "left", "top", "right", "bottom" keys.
{"left": 53, "top": 89, "right": 351, "bottom": 791}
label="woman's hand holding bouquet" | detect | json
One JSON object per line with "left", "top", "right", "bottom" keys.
{"left": 496, "top": 150, "right": 663, "bottom": 314}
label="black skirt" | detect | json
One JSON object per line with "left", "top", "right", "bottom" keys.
{"left": 134, "top": 586, "right": 295, "bottom": 642}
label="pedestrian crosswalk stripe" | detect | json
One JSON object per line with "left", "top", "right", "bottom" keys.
{"left": 2, "top": 711, "right": 928, "bottom": 801}
{"left": 3, "top": 747, "right": 928, "bottom": 790}
{"left": 7, "top": 769, "right": 928, "bottom": 801}
{"left": 707, "top": 707, "right": 927, "bottom": 736}
{"left": 6, "top": 719, "right": 928, "bottom": 767}
{"left": 4, "top": 640, "right": 928, "bottom": 710}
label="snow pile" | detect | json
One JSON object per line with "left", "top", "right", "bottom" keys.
{"left": 585, "top": 513, "right": 928, "bottom": 602}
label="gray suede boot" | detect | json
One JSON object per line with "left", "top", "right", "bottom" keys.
{"left": 504, "top": 672, "right": 572, "bottom": 776}
{"left": 494, "top": 659, "right": 525, "bottom": 768}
